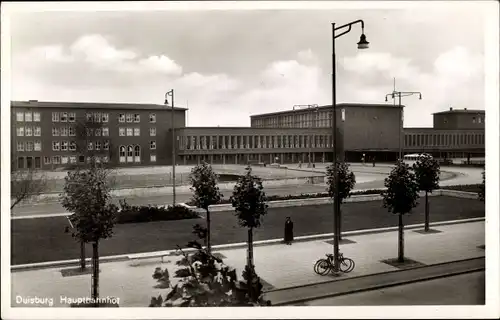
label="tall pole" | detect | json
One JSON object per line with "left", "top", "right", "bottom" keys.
{"left": 398, "top": 92, "right": 402, "bottom": 160}
{"left": 332, "top": 23, "right": 340, "bottom": 271}
{"left": 169, "top": 90, "right": 176, "bottom": 206}
{"left": 309, "top": 107, "right": 312, "bottom": 167}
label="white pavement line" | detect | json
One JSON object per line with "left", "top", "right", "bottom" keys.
{"left": 11, "top": 217, "right": 485, "bottom": 271}
{"left": 12, "top": 213, "right": 70, "bottom": 219}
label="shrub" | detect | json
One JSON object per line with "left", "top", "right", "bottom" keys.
{"left": 116, "top": 200, "right": 199, "bottom": 224}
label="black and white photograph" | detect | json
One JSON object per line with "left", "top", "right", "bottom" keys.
{"left": 1, "top": 1, "right": 499, "bottom": 319}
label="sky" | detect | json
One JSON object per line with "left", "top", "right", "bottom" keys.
{"left": 6, "top": 2, "right": 489, "bottom": 128}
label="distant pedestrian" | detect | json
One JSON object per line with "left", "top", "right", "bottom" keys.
{"left": 298, "top": 161, "right": 302, "bottom": 168}
{"left": 372, "top": 156, "right": 376, "bottom": 167}
{"left": 284, "top": 217, "right": 294, "bottom": 245}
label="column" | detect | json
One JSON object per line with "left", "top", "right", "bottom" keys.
{"left": 281, "top": 153, "right": 284, "bottom": 164}
{"left": 210, "top": 154, "right": 214, "bottom": 164}
{"left": 292, "top": 153, "right": 295, "bottom": 163}
{"left": 222, "top": 135, "right": 226, "bottom": 149}
{"left": 258, "top": 154, "right": 262, "bottom": 163}
{"left": 269, "top": 154, "right": 272, "bottom": 164}
{"left": 322, "top": 152, "right": 325, "bottom": 163}
{"left": 223, "top": 154, "right": 226, "bottom": 164}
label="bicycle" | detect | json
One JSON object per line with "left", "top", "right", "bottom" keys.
{"left": 313, "top": 252, "right": 355, "bottom": 275}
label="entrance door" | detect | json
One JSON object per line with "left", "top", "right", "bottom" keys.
{"left": 34, "top": 157, "right": 41, "bottom": 169}
{"left": 26, "top": 157, "right": 33, "bottom": 169}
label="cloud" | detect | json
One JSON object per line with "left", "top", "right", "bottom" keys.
{"left": 138, "top": 55, "right": 183, "bottom": 76}
{"left": 342, "top": 52, "right": 419, "bottom": 80}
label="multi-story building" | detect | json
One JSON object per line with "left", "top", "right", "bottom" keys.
{"left": 11, "top": 100, "right": 485, "bottom": 170}
{"left": 11, "top": 100, "right": 186, "bottom": 170}
{"left": 433, "top": 107, "right": 485, "bottom": 130}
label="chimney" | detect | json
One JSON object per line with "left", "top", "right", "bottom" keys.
{"left": 464, "top": 108, "right": 467, "bottom": 110}
{"left": 449, "top": 107, "right": 453, "bottom": 111}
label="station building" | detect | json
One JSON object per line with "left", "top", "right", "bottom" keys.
{"left": 11, "top": 100, "right": 485, "bottom": 170}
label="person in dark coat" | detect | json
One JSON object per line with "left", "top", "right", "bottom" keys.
{"left": 284, "top": 217, "right": 294, "bottom": 245}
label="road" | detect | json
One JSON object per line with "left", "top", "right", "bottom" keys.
{"left": 304, "top": 271, "right": 485, "bottom": 306}
{"left": 11, "top": 180, "right": 387, "bottom": 218}
{"left": 11, "top": 196, "right": 485, "bottom": 265}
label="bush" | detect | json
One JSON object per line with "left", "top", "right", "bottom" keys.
{"left": 116, "top": 200, "right": 199, "bottom": 224}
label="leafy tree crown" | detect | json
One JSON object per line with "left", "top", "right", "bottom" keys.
{"left": 382, "top": 160, "right": 420, "bottom": 215}
{"left": 326, "top": 162, "right": 356, "bottom": 203}
{"left": 413, "top": 154, "right": 441, "bottom": 193}
{"left": 230, "top": 166, "right": 268, "bottom": 229}
{"left": 189, "top": 162, "right": 223, "bottom": 210}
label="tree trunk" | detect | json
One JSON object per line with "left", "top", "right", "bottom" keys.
{"left": 206, "top": 209, "right": 211, "bottom": 254}
{"left": 398, "top": 213, "right": 404, "bottom": 263}
{"left": 80, "top": 241, "right": 86, "bottom": 270}
{"left": 247, "top": 227, "right": 255, "bottom": 302}
{"left": 338, "top": 206, "right": 342, "bottom": 241}
{"left": 424, "top": 191, "right": 430, "bottom": 232}
{"left": 92, "top": 241, "right": 99, "bottom": 306}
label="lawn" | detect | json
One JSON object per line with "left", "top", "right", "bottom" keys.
{"left": 11, "top": 196, "right": 485, "bottom": 265}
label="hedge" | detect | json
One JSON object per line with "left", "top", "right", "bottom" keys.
{"left": 185, "top": 184, "right": 482, "bottom": 206}
{"left": 116, "top": 200, "right": 199, "bottom": 224}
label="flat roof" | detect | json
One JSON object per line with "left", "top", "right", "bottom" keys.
{"left": 433, "top": 109, "right": 485, "bottom": 115}
{"left": 250, "top": 103, "right": 404, "bottom": 118}
{"left": 11, "top": 100, "right": 188, "bottom": 111}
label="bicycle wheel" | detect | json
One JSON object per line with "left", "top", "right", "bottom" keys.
{"left": 314, "top": 259, "right": 330, "bottom": 275}
{"left": 340, "top": 258, "right": 355, "bottom": 273}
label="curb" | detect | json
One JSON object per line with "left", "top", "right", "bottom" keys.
{"left": 11, "top": 217, "right": 485, "bottom": 271}
{"left": 266, "top": 257, "right": 485, "bottom": 306}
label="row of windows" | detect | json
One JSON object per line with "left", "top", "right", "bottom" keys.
{"left": 405, "top": 133, "right": 485, "bottom": 147}
{"left": 52, "top": 112, "right": 77, "bottom": 122}
{"left": 47, "top": 112, "right": 158, "bottom": 123}
{"left": 16, "top": 112, "right": 41, "bottom": 122}
{"left": 43, "top": 155, "right": 109, "bottom": 166}
{"left": 16, "top": 126, "right": 41, "bottom": 136}
{"left": 180, "top": 135, "right": 333, "bottom": 150}
{"left": 117, "top": 145, "right": 156, "bottom": 163}
{"left": 52, "top": 140, "right": 110, "bottom": 151}
{"left": 253, "top": 112, "right": 334, "bottom": 128}
{"left": 17, "top": 141, "right": 42, "bottom": 152}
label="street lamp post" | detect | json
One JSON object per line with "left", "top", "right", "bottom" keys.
{"left": 385, "top": 91, "right": 422, "bottom": 161}
{"left": 332, "top": 20, "right": 369, "bottom": 271}
{"left": 293, "top": 104, "right": 319, "bottom": 168}
{"left": 165, "top": 90, "right": 176, "bottom": 206}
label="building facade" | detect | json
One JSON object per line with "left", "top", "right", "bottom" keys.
{"left": 11, "top": 100, "right": 186, "bottom": 170}
{"left": 11, "top": 100, "right": 485, "bottom": 170}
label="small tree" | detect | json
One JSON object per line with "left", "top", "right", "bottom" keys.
{"left": 230, "top": 166, "right": 268, "bottom": 303}
{"left": 149, "top": 239, "right": 270, "bottom": 307}
{"left": 10, "top": 165, "right": 47, "bottom": 209}
{"left": 478, "top": 170, "right": 485, "bottom": 202}
{"left": 60, "top": 159, "right": 118, "bottom": 306}
{"left": 325, "top": 162, "right": 356, "bottom": 240}
{"left": 413, "top": 154, "right": 440, "bottom": 232}
{"left": 189, "top": 162, "right": 223, "bottom": 253}
{"left": 382, "top": 160, "right": 419, "bottom": 263}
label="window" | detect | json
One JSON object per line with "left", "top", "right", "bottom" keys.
{"left": 17, "top": 127, "right": 24, "bottom": 136}
{"left": 103, "top": 140, "right": 110, "bottom": 150}
{"left": 25, "top": 112, "right": 33, "bottom": 122}
{"left": 150, "top": 154, "right": 156, "bottom": 162}
{"left": 126, "top": 128, "right": 133, "bottom": 136}
{"left": 17, "top": 157, "right": 25, "bottom": 169}
{"left": 119, "top": 128, "right": 125, "bottom": 136}
{"left": 102, "top": 127, "right": 109, "bottom": 136}
{"left": 52, "top": 127, "right": 59, "bottom": 136}
{"left": 68, "top": 112, "right": 76, "bottom": 122}
{"left": 134, "top": 114, "right": 140, "bottom": 122}
{"left": 34, "top": 112, "right": 41, "bottom": 122}
{"left": 26, "top": 141, "right": 34, "bottom": 151}
{"left": 134, "top": 128, "right": 140, "bottom": 136}
{"left": 134, "top": 145, "right": 141, "bottom": 162}
{"left": 478, "top": 117, "right": 482, "bottom": 124}
{"left": 94, "top": 113, "right": 102, "bottom": 123}
{"left": 25, "top": 127, "right": 33, "bottom": 136}
{"left": 119, "top": 114, "right": 125, "bottom": 123}
{"left": 69, "top": 126, "right": 76, "bottom": 136}
{"left": 16, "top": 112, "right": 24, "bottom": 122}
{"left": 70, "top": 156, "right": 77, "bottom": 164}
{"left": 150, "top": 127, "right": 156, "bottom": 136}
{"left": 127, "top": 145, "right": 133, "bottom": 161}
{"left": 44, "top": 156, "right": 51, "bottom": 164}
{"left": 34, "top": 126, "right": 41, "bottom": 136}
{"left": 86, "top": 128, "right": 94, "bottom": 136}
{"left": 126, "top": 114, "right": 133, "bottom": 123}
{"left": 34, "top": 141, "right": 42, "bottom": 151}
{"left": 17, "top": 141, "right": 24, "bottom": 151}
{"left": 60, "top": 112, "right": 68, "bottom": 122}
{"left": 150, "top": 140, "right": 156, "bottom": 150}
{"left": 35, "top": 156, "right": 41, "bottom": 169}
{"left": 119, "top": 146, "right": 126, "bottom": 163}
{"left": 69, "top": 141, "right": 76, "bottom": 151}
{"left": 52, "top": 141, "right": 60, "bottom": 151}
{"left": 86, "top": 113, "right": 93, "bottom": 122}
{"left": 79, "top": 156, "right": 85, "bottom": 163}
{"left": 102, "top": 113, "right": 109, "bottom": 123}
{"left": 60, "top": 126, "right": 68, "bottom": 136}
{"left": 88, "top": 142, "right": 93, "bottom": 150}
{"left": 52, "top": 156, "right": 61, "bottom": 164}
{"left": 61, "top": 141, "right": 68, "bottom": 151}
{"left": 95, "top": 141, "right": 101, "bottom": 150}
{"left": 95, "top": 129, "right": 101, "bottom": 136}
{"left": 52, "top": 112, "right": 60, "bottom": 122}
{"left": 149, "top": 113, "right": 156, "bottom": 123}
{"left": 61, "top": 156, "right": 68, "bottom": 164}
{"left": 472, "top": 117, "right": 476, "bottom": 124}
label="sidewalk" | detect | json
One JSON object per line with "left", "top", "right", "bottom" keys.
{"left": 10, "top": 220, "right": 484, "bottom": 308}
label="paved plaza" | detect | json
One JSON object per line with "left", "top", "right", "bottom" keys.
{"left": 11, "top": 220, "right": 484, "bottom": 307}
